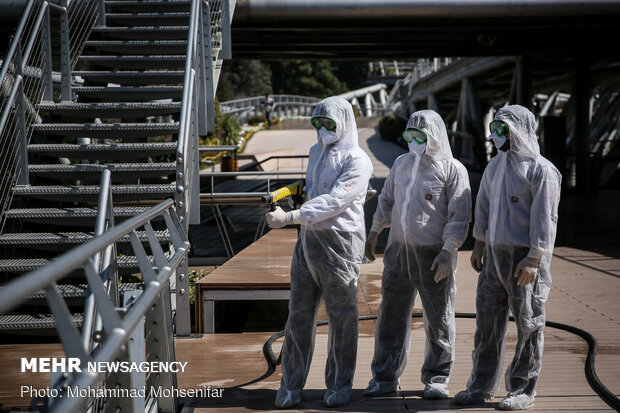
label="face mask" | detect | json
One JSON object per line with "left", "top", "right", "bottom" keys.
{"left": 409, "top": 141, "right": 426, "bottom": 156}
{"left": 318, "top": 127, "right": 339, "bottom": 145}
{"left": 490, "top": 132, "right": 508, "bottom": 151}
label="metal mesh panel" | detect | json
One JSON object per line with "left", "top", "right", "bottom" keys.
{"left": 0, "top": 0, "right": 100, "bottom": 233}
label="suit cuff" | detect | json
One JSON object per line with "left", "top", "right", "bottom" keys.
{"left": 289, "top": 209, "right": 302, "bottom": 225}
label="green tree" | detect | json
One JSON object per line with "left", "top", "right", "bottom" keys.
{"left": 267, "top": 60, "right": 348, "bottom": 98}
{"left": 216, "top": 60, "right": 273, "bottom": 101}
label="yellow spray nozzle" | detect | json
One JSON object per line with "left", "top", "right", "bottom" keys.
{"left": 262, "top": 180, "right": 304, "bottom": 207}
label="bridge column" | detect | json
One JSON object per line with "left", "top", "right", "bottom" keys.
{"left": 516, "top": 53, "right": 532, "bottom": 109}
{"left": 365, "top": 93, "right": 373, "bottom": 117}
{"left": 575, "top": 50, "right": 592, "bottom": 195}
{"left": 455, "top": 77, "right": 485, "bottom": 165}
{"left": 428, "top": 93, "right": 439, "bottom": 113}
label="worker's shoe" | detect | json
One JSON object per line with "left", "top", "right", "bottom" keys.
{"left": 452, "top": 389, "right": 494, "bottom": 405}
{"left": 363, "top": 379, "right": 398, "bottom": 396}
{"left": 498, "top": 393, "right": 535, "bottom": 410}
{"left": 423, "top": 383, "right": 449, "bottom": 399}
{"left": 324, "top": 388, "right": 351, "bottom": 407}
{"left": 275, "top": 387, "right": 301, "bottom": 408}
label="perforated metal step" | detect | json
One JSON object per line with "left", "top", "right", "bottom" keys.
{"left": 37, "top": 102, "right": 182, "bottom": 118}
{"left": 29, "top": 162, "right": 176, "bottom": 181}
{"left": 73, "top": 86, "right": 183, "bottom": 102}
{"left": 0, "top": 255, "right": 155, "bottom": 273}
{"left": 105, "top": 1, "right": 191, "bottom": 13}
{"left": 5, "top": 206, "right": 153, "bottom": 226}
{"left": 84, "top": 40, "right": 187, "bottom": 55}
{"left": 32, "top": 122, "right": 179, "bottom": 139}
{"left": 28, "top": 142, "right": 176, "bottom": 160}
{"left": 0, "top": 313, "right": 83, "bottom": 330}
{"left": 0, "top": 230, "right": 171, "bottom": 249}
{"left": 18, "top": 282, "right": 143, "bottom": 302}
{"left": 13, "top": 183, "right": 175, "bottom": 202}
{"left": 105, "top": 12, "right": 191, "bottom": 27}
{"left": 73, "top": 70, "right": 184, "bottom": 86}
{"left": 78, "top": 55, "right": 185, "bottom": 70}
{"left": 91, "top": 25, "right": 188, "bottom": 40}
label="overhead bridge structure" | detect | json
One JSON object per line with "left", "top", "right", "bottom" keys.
{"left": 0, "top": 1, "right": 620, "bottom": 412}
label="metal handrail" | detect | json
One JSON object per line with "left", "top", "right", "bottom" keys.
{"left": 0, "top": 199, "right": 189, "bottom": 413}
{"left": 0, "top": 199, "right": 180, "bottom": 314}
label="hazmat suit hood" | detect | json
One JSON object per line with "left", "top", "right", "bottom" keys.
{"left": 406, "top": 110, "right": 453, "bottom": 161}
{"left": 312, "top": 96, "right": 358, "bottom": 149}
{"left": 494, "top": 105, "right": 540, "bottom": 158}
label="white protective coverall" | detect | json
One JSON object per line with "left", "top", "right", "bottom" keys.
{"left": 458, "top": 105, "right": 562, "bottom": 409}
{"left": 366, "top": 110, "right": 472, "bottom": 396}
{"left": 275, "top": 97, "right": 373, "bottom": 408}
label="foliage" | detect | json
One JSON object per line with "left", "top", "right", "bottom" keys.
{"left": 247, "top": 114, "right": 267, "bottom": 125}
{"left": 267, "top": 60, "right": 349, "bottom": 98}
{"left": 378, "top": 115, "right": 408, "bottom": 143}
{"left": 216, "top": 59, "right": 369, "bottom": 101}
{"left": 189, "top": 269, "right": 209, "bottom": 305}
{"left": 217, "top": 60, "right": 273, "bottom": 101}
{"left": 203, "top": 97, "right": 241, "bottom": 146}
{"left": 220, "top": 114, "right": 242, "bottom": 145}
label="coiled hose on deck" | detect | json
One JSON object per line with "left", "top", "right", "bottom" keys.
{"left": 259, "top": 313, "right": 620, "bottom": 411}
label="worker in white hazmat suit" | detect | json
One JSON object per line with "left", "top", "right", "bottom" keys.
{"left": 453, "top": 105, "right": 561, "bottom": 410}
{"left": 364, "top": 110, "right": 472, "bottom": 399}
{"left": 265, "top": 96, "right": 373, "bottom": 408}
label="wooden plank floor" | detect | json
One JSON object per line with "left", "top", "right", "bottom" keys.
{"left": 175, "top": 232, "right": 620, "bottom": 412}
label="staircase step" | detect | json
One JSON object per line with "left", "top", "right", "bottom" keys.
{"left": 78, "top": 55, "right": 185, "bottom": 70}
{"left": 0, "top": 255, "right": 161, "bottom": 274}
{"left": 0, "top": 230, "right": 170, "bottom": 250}
{"left": 105, "top": 12, "right": 191, "bottom": 26}
{"left": 0, "top": 313, "right": 83, "bottom": 331}
{"left": 28, "top": 142, "right": 176, "bottom": 160}
{"left": 105, "top": 1, "right": 191, "bottom": 13}
{"left": 13, "top": 183, "right": 175, "bottom": 202}
{"left": 32, "top": 122, "right": 179, "bottom": 139}
{"left": 17, "top": 282, "right": 144, "bottom": 304}
{"left": 91, "top": 25, "right": 189, "bottom": 40}
{"left": 73, "top": 86, "right": 183, "bottom": 101}
{"left": 84, "top": 40, "right": 187, "bottom": 55}
{"left": 29, "top": 162, "right": 175, "bottom": 180}
{"left": 73, "top": 70, "right": 184, "bottom": 86}
{"left": 5, "top": 206, "right": 153, "bottom": 226}
{"left": 38, "top": 102, "right": 182, "bottom": 118}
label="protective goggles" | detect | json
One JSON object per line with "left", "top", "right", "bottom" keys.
{"left": 311, "top": 116, "right": 337, "bottom": 132}
{"left": 401, "top": 127, "right": 428, "bottom": 144}
{"left": 489, "top": 120, "right": 509, "bottom": 137}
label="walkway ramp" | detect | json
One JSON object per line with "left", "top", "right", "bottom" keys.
{"left": 176, "top": 228, "right": 620, "bottom": 412}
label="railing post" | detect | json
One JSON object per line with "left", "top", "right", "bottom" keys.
{"left": 146, "top": 285, "right": 179, "bottom": 412}
{"left": 97, "top": 0, "right": 106, "bottom": 26}
{"left": 41, "top": 5, "right": 53, "bottom": 102}
{"left": 14, "top": 46, "right": 29, "bottom": 186}
{"left": 221, "top": 0, "right": 233, "bottom": 59}
{"left": 59, "top": 0, "right": 72, "bottom": 102}
{"left": 198, "top": 0, "right": 215, "bottom": 134}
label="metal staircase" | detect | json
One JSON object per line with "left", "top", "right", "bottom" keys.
{"left": 0, "top": 0, "right": 233, "bottom": 341}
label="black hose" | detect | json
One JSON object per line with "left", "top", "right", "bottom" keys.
{"left": 261, "top": 312, "right": 620, "bottom": 411}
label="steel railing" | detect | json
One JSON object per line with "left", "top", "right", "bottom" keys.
{"left": 0, "top": 0, "right": 99, "bottom": 233}
{"left": 174, "top": 0, "right": 234, "bottom": 335}
{"left": 220, "top": 94, "right": 321, "bottom": 123}
{"left": 0, "top": 195, "right": 189, "bottom": 413}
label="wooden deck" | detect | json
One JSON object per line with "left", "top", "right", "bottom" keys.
{"left": 175, "top": 229, "right": 620, "bottom": 412}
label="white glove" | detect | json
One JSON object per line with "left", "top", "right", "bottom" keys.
{"left": 265, "top": 206, "right": 302, "bottom": 229}
{"left": 514, "top": 256, "right": 539, "bottom": 286}
{"left": 470, "top": 239, "right": 485, "bottom": 273}
{"left": 431, "top": 249, "right": 454, "bottom": 283}
{"left": 365, "top": 231, "right": 379, "bottom": 261}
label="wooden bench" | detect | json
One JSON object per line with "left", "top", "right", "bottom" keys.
{"left": 195, "top": 228, "right": 297, "bottom": 333}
